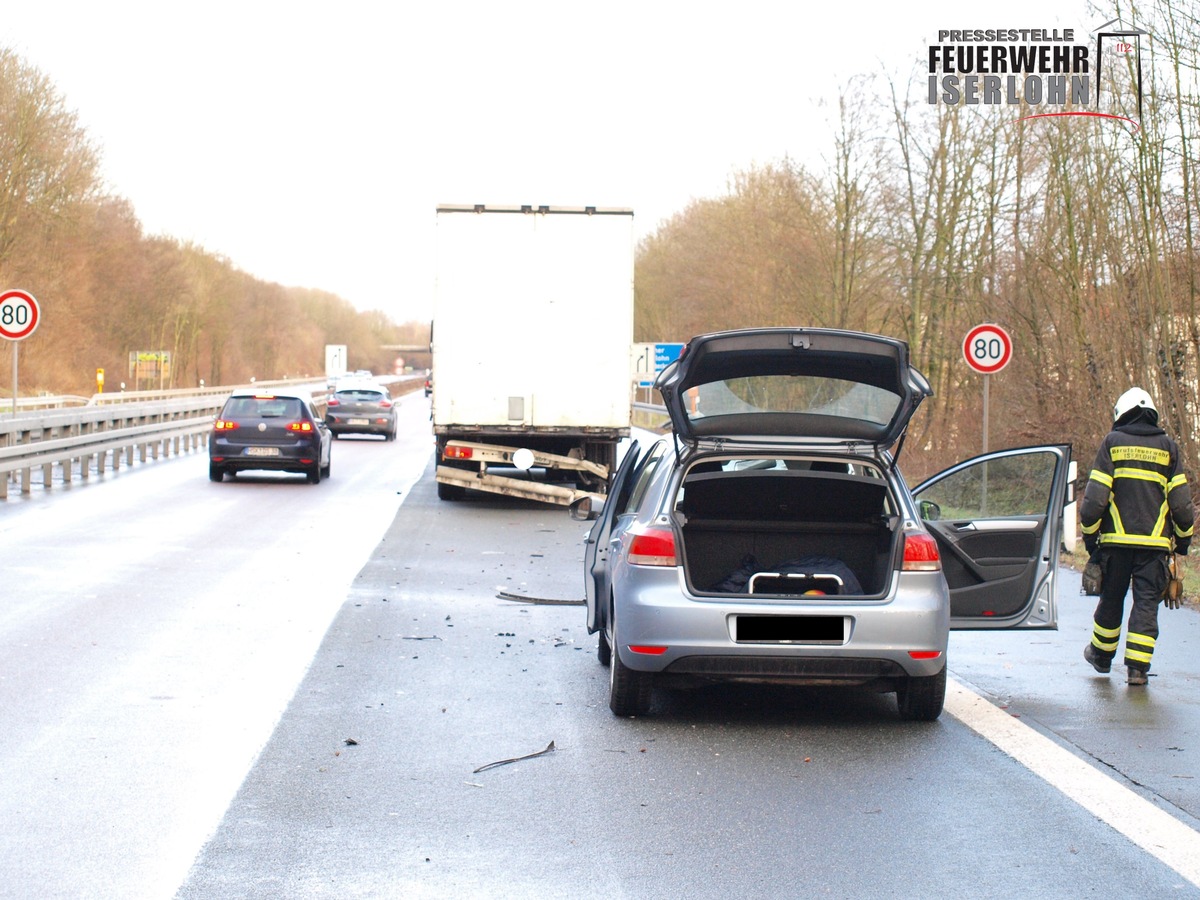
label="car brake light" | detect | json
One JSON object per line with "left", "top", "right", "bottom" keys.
{"left": 626, "top": 525, "right": 678, "bottom": 567}
{"left": 902, "top": 531, "right": 941, "bottom": 571}
{"left": 909, "top": 650, "right": 942, "bottom": 660}
{"left": 445, "top": 445, "right": 473, "bottom": 460}
{"left": 629, "top": 645, "right": 668, "bottom": 655}
{"left": 379, "top": 399, "right": 392, "bottom": 408}
{"left": 327, "top": 398, "right": 340, "bottom": 406}
{"left": 287, "top": 421, "right": 314, "bottom": 433}
{"left": 214, "top": 420, "right": 238, "bottom": 431}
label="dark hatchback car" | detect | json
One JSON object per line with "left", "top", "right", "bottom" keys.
{"left": 578, "top": 327, "right": 1071, "bottom": 721}
{"left": 325, "top": 380, "right": 397, "bottom": 440}
{"left": 208, "top": 389, "right": 332, "bottom": 483}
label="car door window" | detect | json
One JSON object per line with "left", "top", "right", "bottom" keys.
{"left": 623, "top": 440, "right": 668, "bottom": 515}
{"left": 915, "top": 444, "right": 1071, "bottom": 629}
{"left": 917, "top": 450, "right": 1059, "bottom": 520}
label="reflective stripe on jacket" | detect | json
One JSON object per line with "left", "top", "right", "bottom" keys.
{"left": 1079, "top": 420, "right": 1194, "bottom": 550}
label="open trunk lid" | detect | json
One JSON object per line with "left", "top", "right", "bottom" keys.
{"left": 656, "top": 328, "right": 932, "bottom": 452}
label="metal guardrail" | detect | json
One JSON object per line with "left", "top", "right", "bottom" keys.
{"left": 0, "top": 395, "right": 224, "bottom": 499}
{"left": 0, "top": 375, "right": 423, "bottom": 499}
{"left": 631, "top": 400, "right": 671, "bottom": 433}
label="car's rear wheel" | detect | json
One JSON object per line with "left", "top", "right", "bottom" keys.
{"left": 896, "top": 664, "right": 947, "bottom": 721}
{"left": 321, "top": 457, "right": 331, "bottom": 479}
{"left": 608, "top": 610, "right": 652, "bottom": 716}
{"left": 208, "top": 464, "right": 225, "bottom": 483}
{"left": 307, "top": 462, "right": 322, "bottom": 484}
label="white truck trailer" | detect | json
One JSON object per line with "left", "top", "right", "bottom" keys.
{"left": 431, "top": 204, "right": 634, "bottom": 504}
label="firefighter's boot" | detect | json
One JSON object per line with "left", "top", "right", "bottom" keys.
{"left": 1084, "top": 643, "right": 1111, "bottom": 674}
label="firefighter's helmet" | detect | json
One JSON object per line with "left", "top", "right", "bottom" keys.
{"left": 1113, "top": 387, "right": 1157, "bottom": 424}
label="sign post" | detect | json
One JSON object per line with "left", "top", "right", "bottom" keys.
{"left": 0, "top": 289, "right": 41, "bottom": 417}
{"left": 962, "top": 323, "right": 1013, "bottom": 454}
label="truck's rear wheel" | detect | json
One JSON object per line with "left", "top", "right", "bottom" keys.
{"left": 437, "top": 480, "right": 465, "bottom": 501}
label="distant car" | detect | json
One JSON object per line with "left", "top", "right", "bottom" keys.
{"left": 353, "top": 369, "right": 373, "bottom": 378}
{"left": 577, "top": 327, "right": 1071, "bottom": 721}
{"left": 325, "top": 381, "right": 397, "bottom": 440}
{"left": 209, "top": 389, "right": 332, "bottom": 483}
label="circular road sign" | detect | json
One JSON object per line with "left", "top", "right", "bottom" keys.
{"left": 0, "top": 289, "right": 40, "bottom": 341}
{"left": 963, "top": 323, "right": 1012, "bottom": 375}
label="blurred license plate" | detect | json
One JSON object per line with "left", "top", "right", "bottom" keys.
{"left": 245, "top": 447, "right": 280, "bottom": 457}
{"left": 735, "top": 615, "right": 847, "bottom": 644}
{"left": 349, "top": 418, "right": 369, "bottom": 425}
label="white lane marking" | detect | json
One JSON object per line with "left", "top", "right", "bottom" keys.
{"left": 946, "top": 677, "right": 1200, "bottom": 888}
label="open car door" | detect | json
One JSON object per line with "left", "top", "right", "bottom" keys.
{"left": 581, "top": 440, "right": 640, "bottom": 635}
{"left": 913, "top": 444, "right": 1072, "bottom": 630}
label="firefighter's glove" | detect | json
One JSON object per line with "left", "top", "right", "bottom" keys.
{"left": 1083, "top": 533, "right": 1099, "bottom": 555}
{"left": 1164, "top": 555, "right": 1184, "bottom": 610}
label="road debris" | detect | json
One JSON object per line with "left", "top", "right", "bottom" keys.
{"left": 496, "top": 591, "right": 585, "bottom": 606}
{"left": 472, "top": 740, "right": 556, "bottom": 773}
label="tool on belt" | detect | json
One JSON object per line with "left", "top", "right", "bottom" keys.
{"left": 1164, "top": 554, "right": 1184, "bottom": 610}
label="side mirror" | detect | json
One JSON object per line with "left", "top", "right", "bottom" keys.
{"left": 918, "top": 499, "right": 941, "bottom": 521}
{"left": 569, "top": 495, "right": 604, "bottom": 521}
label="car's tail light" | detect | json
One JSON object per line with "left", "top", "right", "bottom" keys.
{"left": 630, "top": 645, "right": 668, "bottom": 655}
{"left": 909, "top": 650, "right": 942, "bottom": 660}
{"left": 327, "top": 398, "right": 341, "bottom": 407}
{"left": 379, "top": 399, "right": 393, "bottom": 408}
{"left": 287, "top": 421, "right": 315, "bottom": 433}
{"left": 626, "top": 524, "right": 678, "bottom": 567}
{"left": 445, "top": 445, "right": 473, "bottom": 460}
{"left": 214, "top": 419, "right": 238, "bottom": 431}
{"left": 902, "top": 531, "right": 941, "bottom": 572}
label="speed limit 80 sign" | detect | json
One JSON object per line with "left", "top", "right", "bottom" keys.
{"left": 0, "top": 289, "right": 40, "bottom": 341}
{"left": 963, "top": 323, "right": 1012, "bottom": 375}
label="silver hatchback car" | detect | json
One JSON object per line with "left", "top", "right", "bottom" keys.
{"left": 578, "top": 327, "right": 1071, "bottom": 720}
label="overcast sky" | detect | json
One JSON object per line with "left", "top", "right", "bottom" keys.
{"left": 5, "top": 1, "right": 1091, "bottom": 323}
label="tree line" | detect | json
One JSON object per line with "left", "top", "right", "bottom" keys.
{"left": 634, "top": 1, "right": 1200, "bottom": 482}
{"left": 0, "top": 47, "right": 427, "bottom": 397}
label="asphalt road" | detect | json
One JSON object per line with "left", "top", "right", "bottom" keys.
{"left": 179, "top": 465, "right": 1200, "bottom": 899}
{"left": 2, "top": 396, "right": 1199, "bottom": 899}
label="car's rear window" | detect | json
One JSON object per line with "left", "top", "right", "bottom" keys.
{"left": 224, "top": 396, "right": 304, "bottom": 418}
{"left": 689, "top": 375, "right": 902, "bottom": 427}
{"left": 335, "top": 390, "right": 386, "bottom": 402}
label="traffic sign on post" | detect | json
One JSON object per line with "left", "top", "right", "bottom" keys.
{"left": 963, "top": 323, "right": 1013, "bottom": 455}
{"left": 2, "top": 289, "right": 40, "bottom": 418}
{"left": 963, "top": 323, "right": 1012, "bottom": 375}
{"left": 0, "top": 289, "right": 40, "bottom": 341}
{"left": 631, "top": 342, "right": 684, "bottom": 387}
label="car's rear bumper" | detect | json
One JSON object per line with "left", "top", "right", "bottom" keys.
{"left": 611, "top": 566, "right": 950, "bottom": 681}
{"left": 209, "top": 439, "right": 321, "bottom": 472}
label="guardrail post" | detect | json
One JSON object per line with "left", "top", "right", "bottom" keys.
{"left": 20, "top": 431, "right": 31, "bottom": 494}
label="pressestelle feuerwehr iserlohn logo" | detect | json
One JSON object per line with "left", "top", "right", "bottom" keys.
{"left": 927, "top": 20, "right": 1147, "bottom": 128}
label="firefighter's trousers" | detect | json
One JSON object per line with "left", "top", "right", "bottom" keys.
{"left": 1090, "top": 547, "right": 1169, "bottom": 672}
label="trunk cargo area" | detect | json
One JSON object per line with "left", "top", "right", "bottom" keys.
{"left": 677, "top": 467, "right": 899, "bottom": 598}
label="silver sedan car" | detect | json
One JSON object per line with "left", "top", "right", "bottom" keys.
{"left": 577, "top": 327, "right": 1070, "bottom": 720}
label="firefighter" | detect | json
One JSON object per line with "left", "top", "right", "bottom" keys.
{"left": 1080, "top": 387, "right": 1194, "bottom": 685}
